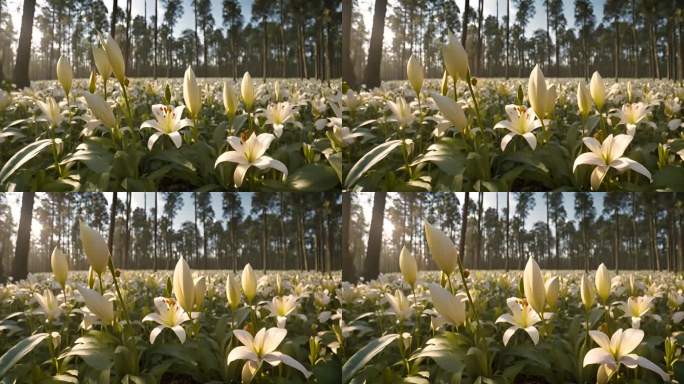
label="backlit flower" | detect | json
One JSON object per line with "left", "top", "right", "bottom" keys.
{"left": 143, "top": 297, "right": 191, "bottom": 344}
{"left": 140, "top": 105, "right": 193, "bottom": 151}
{"left": 215, "top": 133, "right": 288, "bottom": 188}
{"left": 494, "top": 105, "right": 542, "bottom": 151}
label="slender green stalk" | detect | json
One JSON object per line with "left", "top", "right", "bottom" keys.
{"left": 465, "top": 71, "right": 484, "bottom": 133}
{"left": 107, "top": 258, "right": 131, "bottom": 327}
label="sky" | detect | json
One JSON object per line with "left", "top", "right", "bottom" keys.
{"left": 6, "top": 192, "right": 254, "bottom": 236}
{"left": 357, "top": 0, "right": 606, "bottom": 46}
{"left": 6, "top": 0, "right": 255, "bottom": 45}
{"left": 357, "top": 192, "right": 606, "bottom": 240}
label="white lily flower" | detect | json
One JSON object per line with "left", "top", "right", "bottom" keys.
{"left": 264, "top": 102, "right": 295, "bottom": 138}
{"left": 266, "top": 295, "right": 298, "bottom": 328}
{"left": 387, "top": 97, "right": 415, "bottom": 127}
{"left": 33, "top": 289, "right": 63, "bottom": 321}
{"left": 583, "top": 328, "right": 669, "bottom": 382}
{"left": 496, "top": 297, "right": 542, "bottom": 346}
{"left": 428, "top": 283, "right": 467, "bottom": 327}
{"left": 494, "top": 105, "right": 542, "bottom": 151}
{"left": 140, "top": 105, "right": 193, "bottom": 151}
{"left": 37, "top": 97, "right": 63, "bottom": 128}
{"left": 143, "top": 297, "right": 191, "bottom": 344}
{"left": 227, "top": 327, "right": 312, "bottom": 380}
{"left": 615, "top": 102, "right": 654, "bottom": 135}
{"left": 622, "top": 295, "right": 654, "bottom": 329}
{"left": 215, "top": 133, "right": 288, "bottom": 187}
{"left": 76, "top": 285, "right": 114, "bottom": 325}
{"left": 385, "top": 289, "right": 413, "bottom": 321}
{"left": 573, "top": 134, "right": 652, "bottom": 190}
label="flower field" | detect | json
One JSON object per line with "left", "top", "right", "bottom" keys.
{"left": 341, "top": 35, "right": 684, "bottom": 192}
{"left": 0, "top": 222, "right": 342, "bottom": 383}
{"left": 0, "top": 37, "right": 343, "bottom": 192}
{"left": 3, "top": 219, "right": 684, "bottom": 383}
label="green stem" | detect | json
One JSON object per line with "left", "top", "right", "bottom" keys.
{"left": 49, "top": 130, "right": 63, "bottom": 178}
{"left": 465, "top": 71, "right": 484, "bottom": 133}
{"left": 107, "top": 258, "right": 131, "bottom": 327}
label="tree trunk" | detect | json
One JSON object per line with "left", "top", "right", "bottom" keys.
{"left": 262, "top": 16, "right": 268, "bottom": 81}
{"left": 505, "top": 0, "right": 510, "bottom": 79}
{"left": 154, "top": 192, "right": 158, "bottom": 271}
{"left": 194, "top": 194, "right": 199, "bottom": 266}
{"left": 108, "top": 193, "right": 117, "bottom": 264}
{"left": 154, "top": 0, "right": 158, "bottom": 79}
{"left": 363, "top": 192, "right": 386, "bottom": 281}
{"left": 462, "top": 0, "right": 470, "bottom": 48}
{"left": 124, "top": 192, "right": 131, "bottom": 269}
{"left": 110, "top": 0, "right": 118, "bottom": 38}
{"left": 476, "top": 0, "right": 483, "bottom": 75}
{"left": 614, "top": 18, "right": 619, "bottom": 82}
{"left": 13, "top": 0, "right": 36, "bottom": 89}
{"left": 505, "top": 192, "right": 510, "bottom": 271}
{"left": 476, "top": 192, "right": 483, "bottom": 269}
{"left": 12, "top": 193, "right": 35, "bottom": 281}
{"left": 125, "top": 0, "right": 131, "bottom": 75}
{"left": 363, "top": 0, "right": 387, "bottom": 89}
{"left": 341, "top": 193, "right": 355, "bottom": 281}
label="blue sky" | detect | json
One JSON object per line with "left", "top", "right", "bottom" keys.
{"left": 358, "top": 0, "right": 606, "bottom": 45}
{"left": 6, "top": 0, "right": 255, "bottom": 42}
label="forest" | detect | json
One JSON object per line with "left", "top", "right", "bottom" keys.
{"left": 0, "top": 0, "right": 341, "bottom": 86}
{"left": 344, "top": 0, "right": 684, "bottom": 86}
{"left": 344, "top": 192, "right": 684, "bottom": 280}
{"left": 0, "top": 192, "right": 341, "bottom": 280}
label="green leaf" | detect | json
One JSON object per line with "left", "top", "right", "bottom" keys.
{"left": 0, "top": 139, "right": 57, "bottom": 184}
{"left": 653, "top": 166, "right": 684, "bottom": 190}
{"left": 287, "top": 163, "right": 339, "bottom": 191}
{"left": 0, "top": 332, "right": 49, "bottom": 377}
{"left": 345, "top": 140, "right": 402, "bottom": 187}
{"left": 342, "top": 333, "right": 399, "bottom": 382}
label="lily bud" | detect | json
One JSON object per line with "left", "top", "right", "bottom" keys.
{"left": 79, "top": 221, "right": 110, "bottom": 275}
{"left": 223, "top": 80, "right": 239, "bottom": 118}
{"left": 399, "top": 246, "right": 418, "bottom": 288}
{"left": 56, "top": 56, "right": 73, "bottom": 97}
{"left": 88, "top": 70, "right": 97, "bottom": 93}
{"left": 51, "top": 247, "right": 68, "bottom": 288}
{"left": 528, "top": 64, "right": 547, "bottom": 118}
{"left": 581, "top": 273, "right": 595, "bottom": 311}
{"left": 545, "top": 276, "right": 559, "bottom": 310}
{"left": 84, "top": 92, "right": 116, "bottom": 128}
{"left": 442, "top": 33, "right": 469, "bottom": 81}
{"left": 406, "top": 54, "right": 424, "bottom": 96}
{"left": 183, "top": 66, "right": 201, "bottom": 119}
{"left": 241, "top": 72, "right": 255, "bottom": 112}
{"left": 440, "top": 70, "right": 449, "bottom": 96}
{"left": 627, "top": 81, "right": 633, "bottom": 103}
{"left": 590, "top": 71, "right": 606, "bottom": 110}
{"left": 432, "top": 93, "right": 467, "bottom": 132}
{"left": 101, "top": 34, "right": 125, "bottom": 83}
{"left": 193, "top": 276, "right": 206, "bottom": 310}
{"left": 523, "top": 257, "right": 546, "bottom": 314}
{"left": 424, "top": 222, "right": 457, "bottom": 275}
{"left": 595, "top": 263, "right": 611, "bottom": 303}
{"left": 77, "top": 285, "right": 114, "bottom": 324}
{"left": 226, "top": 273, "right": 241, "bottom": 310}
{"left": 544, "top": 84, "right": 557, "bottom": 118}
{"left": 577, "top": 81, "right": 592, "bottom": 117}
{"left": 242, "top": 263, "right": 257, "bottom": 303}
{"left": 92, "top": 45, "right": 112, "bottom": 81}
{"left": 274, "top": 80, "right": 282, "bottom": 102}
{"left": 173, "top": 257, "right": 194, "bottom": 313}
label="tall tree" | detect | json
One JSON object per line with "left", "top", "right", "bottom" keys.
{"left": 364, "top": 0, "right": 388, "bottom": 89}
{"left": 604, "top": 0, "right": 623, "bottom": 81}
{"left": 574, "top": 0, "right": 594, "bottom": 80}
{"left": 342, "top": 0, "right": 356, "bottom": 88}
{"left": 111, "top": 0, "right": 118, "bottom": 37}
{"left": 12, "top": 193, "right": 35, "bottom": 281}
{"left": 12, "top": 0, "right": 36, "bottom": 88}
{"left": 363, "top": 192, "right": 386, "bottom": 281}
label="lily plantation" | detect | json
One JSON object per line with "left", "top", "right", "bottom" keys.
{"left": 0, "top": 192, "right": 342, "bottom": 383}
{"left": 337, "top": 192, "right": 684, "bottom": 383}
